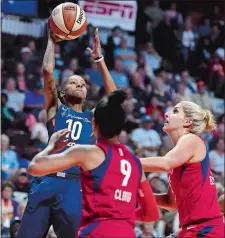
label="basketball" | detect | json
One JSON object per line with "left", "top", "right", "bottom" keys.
{"left": 49, "top": 2, "right": 87, "bottom": 41}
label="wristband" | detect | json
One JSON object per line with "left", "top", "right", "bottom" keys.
{"left": 94, "top": 55, "right": 104, "bottom": 63}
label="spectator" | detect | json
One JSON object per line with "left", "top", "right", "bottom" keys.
{"left": 179, "top": 70, "right": 197, "bottom": 95}
{"left": 137, "top": 52, "right": 155, "bottom": 80}
{"left": 24, "top": 80, "right": 45, "bottom": 118}
{"left": 131, "top": 115, "right": 162, "bottom": 157}
{"left": 154, "top": 13, "right": 177, "bottom": 62}
{"left": 15, "top": 62, "right": 27, "bottom": 92}
{"left": 14, "top": 168, "right": 30, "bottom": 194}
{"left": 160, "top": 135, "right": 173, "bottom": 156}
{"left": 118, "top": 130, "right": 134, "bottom": 152}
{"left": 143, "top": 42, "right": 162, "bottom": 71}
{"left": 2, "top": 181, "right": 19, "bottom": 226}
{"left": 191, "top": 81, "right": 212, "bottom": 110}
{"left": 164, "top": 2, "right": 183, "bottom": 29}
{"left": 85, "top": 61, "right": 104, "bottom": 87}
{"left": 62, "top": 58, "right": 79, "bottom": 82}
{"left": 175, "top": 82, "right": 192, "bottom": 102}
{"left": 207, "top": 51, "right": 224, "bottom": 97}
{"left": 113, "top": 38, "right": 137, "bottom": 73}
{"left": 20, "top": 47, "right": 32, "bottom": 64}
{"left": 141, "top": 223, "right": 159, "bottom": 238}
{"left": 1, "top": 93, "right": 15, "bottom": 132}
{"left": 146, "top": 96, "right": 164, "bottom": 120}
{"left": 198, "top": 18, "right": 211, "bottom": 37}
{"left": 80, "top": 24, "right": 95, "bottom": 50}
{"left": 144, "top": 0, "right": 164, "bottom": 27}
{"left": 209, "top": 24, "right": 223, "bottom": 52}
{"left": 210, "top": 5, "right": 224, "bottom": 24}
{"left": 209, "top": 138, "right": 224, "bottom": 176}
{"left": 2, "top": 77, "right": 25, "bottom": 112}
{"left": 9, "top": 216, "right": 21, "bottom": 238}
{"left": 1, "top": 134, "right": 19, "bottom": 180}
{"left": 131, "top": 72, "right": 149, "bottom": 106}
{"left": 31, "top": 109, "right": 48, "bottom": 144}
{"left": 105, "top": 26, "right": 123, "bottom": 67}
{"left": 110, "top": 59, "right": 129, "bottom": 87}
{"left": 123, "top": 99, "right": 139, "bottom": 133}
{"left": 181, "top": 20, "right": 196, "bottom": 66}
{"left": 17, "top": 199, "right": 28, "bottom": 219}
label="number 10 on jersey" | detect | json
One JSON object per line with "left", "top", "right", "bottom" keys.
{"left": 66, "top": 119, "right": 82, "bottom": 140}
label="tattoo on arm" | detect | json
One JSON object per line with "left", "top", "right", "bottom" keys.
{"left": 48, "top": 80, "right": 58, "bottom": 105}
{"left": 43, "top": 39, "right": 55, "bottom": 71}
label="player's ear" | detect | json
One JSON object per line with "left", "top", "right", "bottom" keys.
{"left": 184, "top": 117, "right": 193, "bottom": 128}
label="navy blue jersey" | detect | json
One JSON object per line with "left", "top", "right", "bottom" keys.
{"left": 46, "top": 104, "right": 96, "bottom": 174}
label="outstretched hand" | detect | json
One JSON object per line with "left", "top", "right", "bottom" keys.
{"left": 86, "top": 28, "right": 102, "bottom": 59}
{"left": 49, "top": 129, "right": 73, "bottom": 152}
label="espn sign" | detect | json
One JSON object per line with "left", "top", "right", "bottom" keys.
{"left": 78, "top": 0, "right": 137, "bottom": 31}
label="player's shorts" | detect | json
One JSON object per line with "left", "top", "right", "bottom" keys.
{"left": 179, "top": 217, "right": 224, "bottom": 238}
{"left": 77, "top": 219, "right": 136, "bottom": 238}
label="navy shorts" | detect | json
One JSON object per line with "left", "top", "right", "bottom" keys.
{"left": 17, "top": 175, "right": 82, "bottom": 238}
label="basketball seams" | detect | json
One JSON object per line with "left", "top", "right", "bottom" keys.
{"left": 62, "top": 2, "right": 77, "bottom": 32}
{"left": 63, "top": 3, "right": 78, "bottom": 40}
{"left": 50, "top": 3, "right": 87, "bottom": 41}
{"left": 52, "top": 4, "right": 69, "bottom": 34}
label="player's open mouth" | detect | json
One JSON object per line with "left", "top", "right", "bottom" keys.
{"left": 164, "top": 120, "right": 169, "bottom": 124}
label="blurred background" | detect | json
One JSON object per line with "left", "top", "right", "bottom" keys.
{"left": 1, "top": 0, "right": 224, "bottom": 237}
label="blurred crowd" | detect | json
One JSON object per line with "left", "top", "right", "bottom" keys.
{"left": 1, "top": 1, "right": 224, "bottom": 237}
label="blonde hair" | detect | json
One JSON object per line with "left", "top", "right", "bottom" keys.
{"left": 180, "top": 101, "right": 216, "bottom": 134}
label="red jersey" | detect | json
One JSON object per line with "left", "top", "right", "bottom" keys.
{"left": 168, "top": 147, "right": 223, "bottom": 227}
{"left": 80, "top": 140, "right": 142, "bottom": 227}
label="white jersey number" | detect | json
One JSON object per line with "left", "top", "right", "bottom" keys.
{"left": 66, "top": 119, "right": 82, "bottom": 140}
{"left": 120, "top": 159, "right": 132, "bottom": 186}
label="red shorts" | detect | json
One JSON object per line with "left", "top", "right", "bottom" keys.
{"left": 77, "top": 220, "right": 136, "bottom": 238}
{"left": 179, "top": 217, "right": 224, "bottom": 238}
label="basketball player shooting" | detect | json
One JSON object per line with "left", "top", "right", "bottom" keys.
{"left": 18, "top": 26, "right": 117, "bottom": 238}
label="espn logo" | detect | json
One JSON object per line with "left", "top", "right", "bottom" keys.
{"left": 83, "top": 1, "right": 134, "bottom": 19}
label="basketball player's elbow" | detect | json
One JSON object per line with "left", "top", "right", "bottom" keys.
{"left": 28, "top": 159, "right": 47, "bottom": 177}
{"left": 161, "top": 157, "right": 174, "bottom": 171}
{"left": 42, "top": 66, "right": 53, "bottom": 77}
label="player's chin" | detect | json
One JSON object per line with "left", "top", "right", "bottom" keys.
{"left": 73, "top": 91, "right": 85, "bottom": 99}
{"left": 162, "top": 124, "right": 170, "bottom": 132}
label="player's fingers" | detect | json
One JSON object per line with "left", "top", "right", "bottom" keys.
{"left": 86, "top": 47, "right": 93, "bottom": 53}
{"left": 58, "top": 129, "right": 70, "bottom": 136}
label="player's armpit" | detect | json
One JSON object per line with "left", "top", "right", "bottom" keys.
{"left": 136, "top": 172, "right": 159, "bottom": 222}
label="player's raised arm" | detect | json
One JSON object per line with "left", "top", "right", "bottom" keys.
{"left": 42, "top": 25, "right": 62, "bottom": 119}
{"left": 28, "top": 129, "right": 91, "bottom": 176}
{"left": 135, "top": 170, "right": 160, "bottom": 222}
{"left": 140, "top": 134, "right": 196, "bottom": 172}
{"left": 87, "top": 28, "right": 117, "bottom": 95}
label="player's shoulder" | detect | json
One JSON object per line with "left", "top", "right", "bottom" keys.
{"left": 178, "top": 133, "right": 202, "bottom": 145}
{"left": 178, "top": 134, "right": 206, "bottom": 155}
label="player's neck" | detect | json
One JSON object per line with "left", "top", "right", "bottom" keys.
{"left": 98, "top": 136, "right": 120, "bottom": 144}
{"left": 168, "top": 129, "right": 190, "bottom": 146}
{"left": 67, "top": 103, "right": 83, "bottom": 112}
{"left": 108, "top": 137, "right": 120, "bottom": 144}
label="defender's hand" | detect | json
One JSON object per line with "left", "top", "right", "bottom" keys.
{"left": 49, "top": 129, "right": 73, "bottom": 152}
{"left": 86, "top": 28, "right": 102, "bottom": 59}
